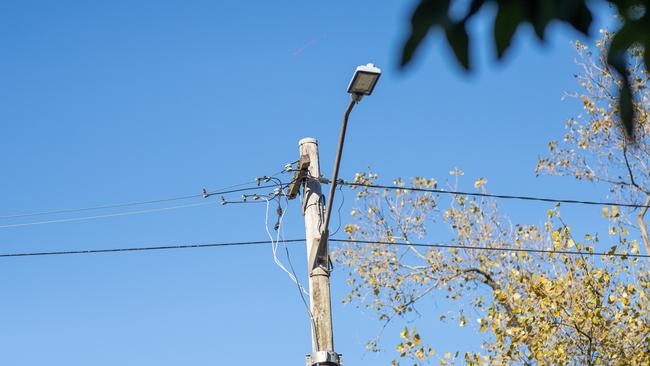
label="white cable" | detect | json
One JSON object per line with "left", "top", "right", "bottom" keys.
{"left": 269, "top": 196, "right": 320, "bottom": 348}
{"left": 278, "top": 198, "right": 311, "bottom": 298}
{"left": 264, "top": 198, "right": 309, "bottom": 296}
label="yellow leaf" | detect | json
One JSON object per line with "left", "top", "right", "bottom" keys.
{"left": 413, "top": 333, "right": 421, "bottom": 346}
{"left": 474, "top": 177, "right": 488, "bottom": 189}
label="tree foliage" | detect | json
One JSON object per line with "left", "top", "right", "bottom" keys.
{"left": 339, "top": 32, "right": 650, "bottom": 365}
{"left": 537, "top": 30, "right": 650, "bottom": 255}
{"left": 401, "top": 0, "right": 650, "bottom": 139}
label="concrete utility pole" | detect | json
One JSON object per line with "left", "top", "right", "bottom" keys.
{"left": 298, "top": 137, "right": 340, "bottom": 366}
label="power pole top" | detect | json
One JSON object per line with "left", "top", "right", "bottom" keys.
{"left": 299, "top": 137, "right": 318, "bottom": 145}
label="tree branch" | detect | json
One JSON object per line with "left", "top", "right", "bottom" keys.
{"left": 622, "top": 145, "right": 650, "bottom": 194}
{"left": 460, "top": 267, "right": 520, "bottom": 327}
{"left": 636, "top": 194, "right": 650, "bottom": 257}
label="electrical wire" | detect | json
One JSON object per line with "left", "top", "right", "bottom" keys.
{"left": 0, "top": 184, "right": 285, "bottom": 229}
{"left": 263, "top": 197, "right": 309, "bottom": 295}
{"left": 0, "top": 180, "right": 281, "bottom": 220}
{"left": 276, "top": 195, "right": 320, "bottom": 351}
{"left": 203, "top": 183, "right": 284, "bottom": 198}
{"left": 329, "top": 239, "right": 650, "bottom": 259}
{"left": 1, "top": 238, "right": 647, "bottom": 259}
{"left": 330, "top": 185, "right": 345, "bottom": 237}
{"left": 0, "top": 239, "right": 304, "bottom": 258}
{"left": 0, "top": 202, "right": 214, "bottom": 229}
{"left": 0, "top": 193, "right": 206, "bottom": 220}
{"left": 339, "top": 181, "right": 650, "bottom": 209}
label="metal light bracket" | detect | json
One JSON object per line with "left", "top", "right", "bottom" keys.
{"left": 306, "top": 351, "right": 342, "bottom": 366}
{"left": 308, "top": 235, "right": 330, "bottom": 276}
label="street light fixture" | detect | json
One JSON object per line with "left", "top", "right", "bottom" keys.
{"left": 347, "top": 63, "right": 382, "bottom": 99}
{"left": 321, "top": 63, "right": 381, "bottom": 248}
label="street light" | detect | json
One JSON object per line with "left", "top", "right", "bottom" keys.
{"left": 347, "top": 63, "right": 382, "bottom": 99}
{"left": 305, "top": 63, "right": 381, "bottom": 366}
{"left": 322, "top": 63, "right": 382, "bottom": 246}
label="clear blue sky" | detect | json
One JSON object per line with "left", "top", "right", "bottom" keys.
{"left": 0, "top": 1, "right": 615, "bottom": 365}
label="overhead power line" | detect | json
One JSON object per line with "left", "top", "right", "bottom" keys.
{"left": 6, "top": 178, "right": 645, "bottom": 224}
{"left": 0, "top": 184, "right": 286, "bottom": 229}
{"left": 0, "top": 202, "right": 214, "bottom": 229}
{"left": 0, "top": 182, "right": 284, "bottom": 220}
{"left": 0, "top": 239, "right": 304, "bottom": 258}
{"left": 1, "top": 238, "right": 647, "bottom": 259}
{"left": 0, "top": 193, "right": 207, "bottom": 220}
{"left": 329, "top": 239, "right": 650, "bottom": 259}
{"left": 339, "top": 182, "right": 650, "bottom": 209}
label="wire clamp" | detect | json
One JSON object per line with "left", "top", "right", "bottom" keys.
{"left": 306, "top": 351, "right": 342, "bottom": 366}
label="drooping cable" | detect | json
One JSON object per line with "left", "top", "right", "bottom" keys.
{"left": 276, "top": 194, "right": 320, "bottom": 351}
{"left": 330, "top": 185, "right": 345, "bottom": 237}
{"left": 263, "top": 197, "right": 308, "bottom": 295}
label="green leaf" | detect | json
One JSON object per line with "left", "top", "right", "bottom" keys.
{"left": 400, "top": 0, "right": 452, "bottom": 67}
{"left": 464, "top": 0, "right": 486, "bottom": 21}
{"left": 566, "top": 1, "right": 592, "bottom": 35}
{"left": 445, "top": 23, "right": 471, "bottom": 69}
{"left": 494, "top": 0, "right": 524, "bottom": 58}
{"left": 528, "top": 0, "right": 551, "bottom": 40}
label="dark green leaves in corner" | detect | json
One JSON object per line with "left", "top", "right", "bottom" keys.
{"left": 400, "top": 0, "right": 650, "bottom": 141}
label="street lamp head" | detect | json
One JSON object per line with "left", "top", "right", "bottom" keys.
{"left": 347, "top": 63, "right": 381, "bottom": 100}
